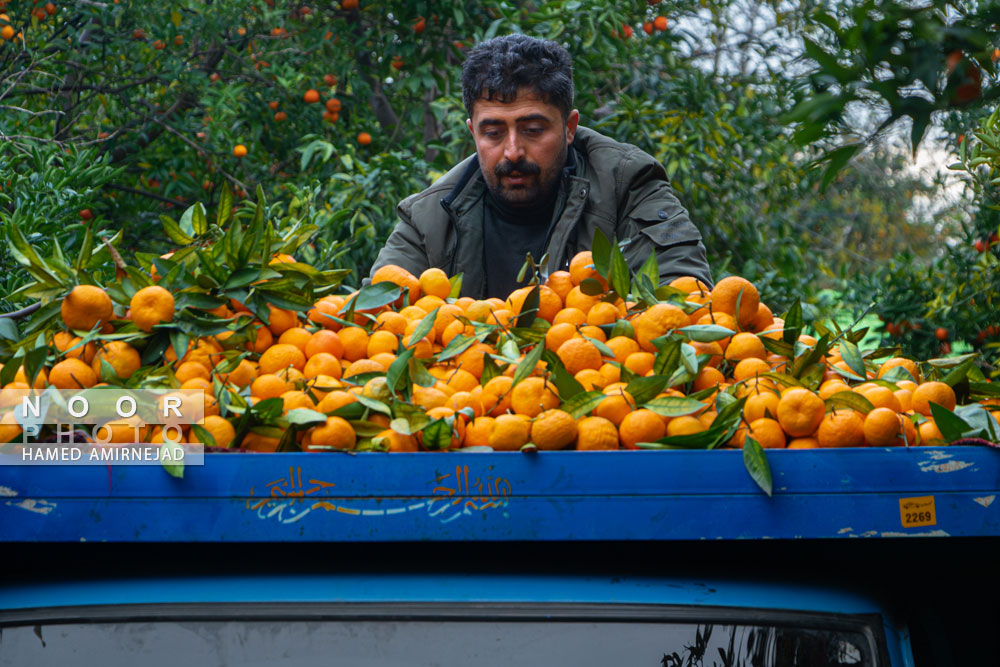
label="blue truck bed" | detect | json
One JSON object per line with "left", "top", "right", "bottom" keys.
{"left": 2, "top": 446, "right": 998, "bottom": 542}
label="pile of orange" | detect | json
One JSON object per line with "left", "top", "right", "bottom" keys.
{"left": 1, "top": 251, "right": 997, "bottom": 452}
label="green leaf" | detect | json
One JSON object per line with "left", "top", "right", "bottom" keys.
{"left": 223, "top": 268, "right": 261, "bottom": 290}
{"left": 515, "top": 285, "right": 540, "bottom": 328}
{"left": 511, "top": 342, "right": 545, "bottom": 388}
{"left": 409, "top": 357, "right": 436, "bottom": 388}
{"left": 0, "top": 318, "right": 18, "bottom": 342}
{"left": 386, "top": 347, "right": 414, "bottom": 393}
{"left": 819, "top": 143, "right": 862, "bottom": 191}
{"left": 191, "top": 202, "right": 209, "bottom": 236}
{"left": 449, "top": 273, "right": 463, "bottom": 299}
{"left": 942, "top": 357, "right": 976, "bottom": 387}
{"left": 783, "top": 300, "right": 802, "bottom": 345}
{"left": 678, "top": 325, "right": 735, "bottom": 343}
{"left": 637, "top": 250, "right": 659, "bottom": 294}
{"left": 609, "top": 241, "right": 631, "bottom": 300}
{"left": 653, "top": 337, "right": 682, "bottom": 377}
{"left": 625, "top": 375, "right": 669, "bottom": 405}
{"left": 160, "top": 442, "right": 185, "bottom": 478}
{"left": 217, "top": 181, "right": 234, "bottom": 227}
{"left": 286, "top": 408, "right": 329, "bottom": 427}
{"left": 75, "top": 224, "right": 95, "bottom": 272}
{"left": 560, "top": 390, "right": 606, "bottom": 419}
{"left": 406, "top": 306, "right": 439, "bottom": 347}
{"left": 350, "top": 282, "right": 401, "bottom": 312}
{"left": 591, "top": 227, "right": 612, "bottom": 278}
{"left": 930, "top": 402, "right": 972, "bottom": 443}
{"left": 480, "top": 353, "right": 503, "bottom": 384}
{"left": 579, "top": 277, "right": 606, "bottom": 296}
{"left": 356, "top": 394, "right": 392, "bottom": 416}
{"left": 743, "top": 436, "right": 773, "bottom": 497}
{"left": 644, "top": 396, "right": 705, "bottom": 418}
{"left": 839, "top": 339, "right": 867, "bottom": 380}
{"left": 825, "top": 392, "right": 874, "bottom": 415}
{"left": 761, "top": 337, "right": 795, "bottom": 358}
{"left": 420, "top": 417, "right": 453, "bottom": 450}
{"left": 541, "top": 350, "right": 586, "bottom": 400}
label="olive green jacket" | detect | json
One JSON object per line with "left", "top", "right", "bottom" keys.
{"left": 367, "top": 126, "right": 713, "bottom": 298}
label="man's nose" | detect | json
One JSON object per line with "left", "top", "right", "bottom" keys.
{"left": 503, "top": 132, "right": 525, "bottom": 162}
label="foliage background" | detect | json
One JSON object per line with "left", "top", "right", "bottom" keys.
{"left": 0, "top": 0, "right": 997, "bottom": 372}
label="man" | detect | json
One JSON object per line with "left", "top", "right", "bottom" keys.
{"left": 367, "top": 34, "right": 713, "bottom": 299}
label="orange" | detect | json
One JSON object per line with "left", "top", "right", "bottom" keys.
{"left": 564, "top": 285, "right": 601, "bottom": 313}
{"left": 464, "top": 416, "right": 496, "bottom": 448}
{"left": 306, "top": 416, "right": 356, "bottom": 451}
{"left": 556, "top": 337, "right": 603, "bottom": 375}
{"left": 232, "top": 144, "right": 247, "bottom": 158}
{"left": 634, "top": 303, "right": 688, "bottom": 352}
{"left": 316, "top": 390, "right": 357, "bottom": 414}
{"left": 877, "top": 357, "right": 921, "bottom": 383}
{"left": 91, "top": 341, "right": 141, "bottom": 379}
{"left": 576, "top": 416, "right": 619, "bottom": 450}
{"left": 265, "top": 305, "right": 299, "bottom": 336}
{"left": 748, "top": 303, "right": 775, "bottom": 334}
{"left": 586, "top": 301, "right": 619, "bottom": 326}
{"left": 281, "top": 389, "right": 316, "bottom": 413}
{"left": 545, "top": 270, "right": 574, "bottom": 301}
{"left": 455, "top": 342, "right": 493, "bottom": 379}
{"left": 130, "top": 285, "right": 175, "bottom": 332}
{"left": 338, "top": 326, "right": 370, "bottom": 362}
{"left": 258, "top": 343, "right": 307, "bottom": 375}
{"left": 412, "top": 385, "right": 449, "bottom": 410}
{"left": 690, "top": 340, "right": 723, "bottom": 368}
{"left": 48, "top": 358, "right": 98, "bottom": 389}
{"left": 787, "top": 437, "right": 820, "bottom": 449}
{"left": 710, "top": 276, "right": 760, "bottom": 329}
{"left": 526, "top": 409, "right": 576, "bottom": 450}
{"left": 13, "top": 366, "right": 47, "bottom": 389}
{"left": 864, "top": 407, "right": 917, "bottom": 447}
{"left": 624, "top": 351, "right": 656, "bottom": 376}
{"left": 61, "top": 284, "right": 114, "bottom": 332}
{"left": 374, "top": 428, "right": 418, "bottom": 452}
{"left": 305, "top": 329, "right": 344, "bottom": 359}
{"left": 303, "top": 88, "right": 320, "bottom": 103}
{"left": 858, "top": 385, "right": 902, "bottom": 412}
{"left": 244, "top": 324, "right": 274, "bottom": 354}
{"left": 545, "top": 322, "right": 579, "bottom": 353}
{"left": 190, "top": 415, "right": 236, "bottom": 448}
{"left": 732, "top": 357, "right": 771, "bottom": 382}
{"left": 53, "top": 332, "right": 97, "bottom": 364}
{"left": 446, "top": 390, "right": 483, "bottom": 418}
{"left": 911, "top": 381, "right": 956, "bottom": 417}
{"left": 618, "top": 409, "right": 666, "bottom": 449}
{"left": 894, "top": 389, "right": 913, "bottom": 413}
{"left": 217, "top": 358, "right": 258, "bottom": 388}
{"left": 666, "top": 415, "right": 706, "bottom": 437}
{"left": 276, "top": 326, "right": 311, "bottom": 353}
{"left": 568, "top": 250, "right": 606, "bottom": 287}
{"left": 743, "top": 390, "right": 780, "bottom": 423}
{"left": 307, "top": 299, "right": 343, "bottom": 331}
{"left": 357, "top": 132, "right": 373, "bottom": 146}
{"left": 303, "top": 352, "right": 343, "bottom": 379}
{"left": 816, "top": 410, "right": 865, "bottom": 448}
{"left": 776, "top": 387, "right": 826, "bottom": 438}
{"left": 444, "top": 368, "right": 479, "bottom": 393}
{"left": 509, "top": 376, "right": 560, "bottom": 417}
{"left": 553, "top": 307, "right": 587, "bottom": 327}
{"left": 594, "top": 387, "right": 634, "bottom": 426}
{"left": 366, "top": 330, "right": 399, "bottom": 358}
{"left": 372, "top": 264, "right": 421, "bottom": 305}
{"left": 598, "top": 362, "right": 621, "bottom": 387}
{"left": 723, "top": 332, "right": 766, "bottom": 362}
{"left": 419, "top": 267, "right": 451, "bottom": 299}
{"left": 251, "top": 373, "right": 289, "bottom": 400}
{"left": 606, "top": 336, "right": 640, "bottom": 364}
{"left": 374, "top": 310, "right": 407, "bottom": 336}
{"left": 818, "top": 379, "right": 850, "bottom": 400}
{"left": 747, "top": 417, "right": 786, "bottom": 449}
{"left": 918, "top": 419, "right": 946, "bottom": 446}
{"left": 670, "top": 276, "right": 711, "bottom": 295}
{"left": 481, "top": 375, "right": 514, "bottom": 416}
{"left": 343, "top": 358, "right": 384, "bottom": 379}
{"left": 488, "top": 413, "right": 532, "bottom": 451}
{"left": 174, "top": 361, "right": 210, "bottom": 384}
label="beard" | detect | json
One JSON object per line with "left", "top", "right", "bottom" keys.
{"left": 483, "top": 142, "right": 566, "bottom": 208}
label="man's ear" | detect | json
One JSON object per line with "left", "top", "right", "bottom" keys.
{"left": 565, "top": 109, "right": 580, "bottom": 144}
{"left": 466, "top": 118, "right": 474, "bottom": 135}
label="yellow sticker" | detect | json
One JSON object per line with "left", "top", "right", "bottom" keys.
{"left": 899, "top": 496, "right": 937, "bottom": 528}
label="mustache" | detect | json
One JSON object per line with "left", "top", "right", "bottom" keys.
{"left": 495, "top": 160, "right": 540, "bottom": 177}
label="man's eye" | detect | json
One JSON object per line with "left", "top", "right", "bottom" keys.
{"left": 524, "top": 127, "right": 543, "bottom": 135}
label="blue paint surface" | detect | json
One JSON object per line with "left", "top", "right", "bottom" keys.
{"left": 1, "top": 447, "right": 997, "bottom": 542}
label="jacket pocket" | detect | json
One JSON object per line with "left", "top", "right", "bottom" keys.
{"left": 626, "top": 202, "right": 703, "bottom": 248}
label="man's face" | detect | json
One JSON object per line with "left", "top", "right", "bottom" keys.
{"left": 467, "top": 89, "right": 579, "bottom": 208}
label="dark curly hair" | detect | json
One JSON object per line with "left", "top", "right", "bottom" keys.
{"left": 461, "top": 34, "right": 574, "bottom": 120}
